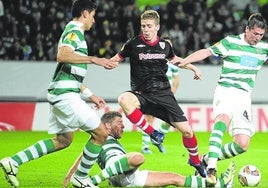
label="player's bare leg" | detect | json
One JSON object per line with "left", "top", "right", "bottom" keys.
{"left": 63, "top": 153, "right": 82, "bottom": 188}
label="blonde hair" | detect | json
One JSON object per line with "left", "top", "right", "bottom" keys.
{"left": 141, "top": 10, "right": 160, "bottom": 25}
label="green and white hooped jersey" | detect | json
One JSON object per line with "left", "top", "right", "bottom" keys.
{"left": 209, "top": 33, "right": 268, "bottom": 92}
{"left": 48, "top": 21, "right": 88, "bottom": 96}
{"left": 166, "top": 63, "right": 179, "bottom": 85}
{"left": 97, "top": 136, "right": 126, "bottom": 170}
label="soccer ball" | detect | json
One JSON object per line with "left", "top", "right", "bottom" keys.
{"left": 238, "top": 165, "right": 261, "bottom": 186}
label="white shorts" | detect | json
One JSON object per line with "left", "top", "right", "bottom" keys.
{"left": 106, "top": 155, "right": 149, "bottom": 187}
{"left": 213, "top": 85, "right": 255, "bottom": 137}
{"left": 47, "top": 93, "right": 100, "bottom": 134}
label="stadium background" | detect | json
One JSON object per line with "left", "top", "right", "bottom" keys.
{"left": 0, "top": 1, "right": 268, "bottom": 187}
{"left": 1, "top": 0, "right": 268, "bottom": 132}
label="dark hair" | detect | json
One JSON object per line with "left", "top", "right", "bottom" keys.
{"left": 247, "top": 13, "right": 267, "bottom": 30}
{"left": 71, "top": 0, "right": 97, "bottom": 18}
{"left": 101, "top": 111, "right": 122, "bottom": 124}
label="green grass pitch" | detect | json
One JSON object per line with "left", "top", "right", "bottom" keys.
{"left": 0, "top": 131, "right": 267, "bottom": 187}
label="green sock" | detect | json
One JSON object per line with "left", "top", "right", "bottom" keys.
{"left": 184, "top": 176, "right": 225, "bottom": 187}
{"left": 141, "top": 131, "right": 150, "bottom": 149}
{"left": 91, "top": 156, "right": 130, "bottom": 185}
{"left": 11, "top": 139, "right": 55, "bottom": 165}
{"left": 75, "top": 141, "right": 102, "bottom": 178}
{"left": 184, "top": 176, "right": 205, "bottom": 187}
{"left": 219, "top": 142, "right": 245, "bottom": 160}
{"left": 208, "top": 121, "right": 226, "bottom": 161}
{"left": 159, "top": 122, "right": 169, "bottom": 134}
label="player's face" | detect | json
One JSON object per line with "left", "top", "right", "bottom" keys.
{"left": 109, "top": 117, "right": 125, "bottom": 139}
{"left": 83, "top": 9, "right": 96, "bottom": 31}
{"left": 245, "top": 25, "right": 265, "bottom": 45}
{"left": 141, "top": 19, "right": 159, "bottom": 42}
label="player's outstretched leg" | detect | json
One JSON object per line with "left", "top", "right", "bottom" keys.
{"left": 221, "top": 161, "right": 235, "bottom": 188}
{"left": 0, "top": 157, "right": 19, "bottom": 187}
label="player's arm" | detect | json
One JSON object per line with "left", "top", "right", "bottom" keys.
{"left": 180, "top": 48, "right": 212, "bottom": 67}
{"left": 57, "top": 46, "right": 117, "bottom": 69}
{"left": 183, "top": 63, "right": 202, "bottom": 80}
{"left": 169, "top": 56, "right": 202, "bottom": 80}
{"left": 80, "top": 84, "right": 106, "bottom": 110}
{"left": 110, "top": 53, "right": 123, "bottom": 63}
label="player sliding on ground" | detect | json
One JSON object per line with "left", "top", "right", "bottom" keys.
{"left": 63, "top": 111, "right": 235, "bottom": 188}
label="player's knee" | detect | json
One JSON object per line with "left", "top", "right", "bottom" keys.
{"left": 118, "top": 93, "right": 129, "bottom": 106}
{"left": 215, "top": 114, "right": 230, "bottom": 124}
{"left": 54, "top": 135, "right": 73, "bottom": 149}
{"left": 234, "top": 135, "right": 250, "bottom": 151}
{"left": 97, "top": 133, "right": 108, "bottom": 144}
{"left": 92, "top": 130, "right": 108, "bottom": 145}
{"left": 180, "top": 128, "right": 193, "bottom": 138}
{"left": 118, "top": 92, "right": 137, "bottom": 109}
{"left": 237, "top": 141, "right": 249, "bottom": 151}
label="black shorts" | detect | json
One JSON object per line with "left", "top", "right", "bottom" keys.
{"left": 130, "top": 90, "right": 187, "bottom": 125}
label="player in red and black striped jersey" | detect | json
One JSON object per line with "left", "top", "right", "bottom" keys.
{"left": 110, "top": 9, "right": 206, "bottom": 177}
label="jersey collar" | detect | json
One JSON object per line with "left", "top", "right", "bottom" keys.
{"left": 140, "top": 35, "right": 159, "bottom": 46}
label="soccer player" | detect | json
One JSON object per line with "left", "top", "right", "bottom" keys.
{"left": 63, "top": 111, "right": 235, "bottom": 188}
{"left": 142, "top": 34, "right": 180, "bottom": 154}
{"left": 0, "top": 0, "right": 116, "bottom": 187}
{"left": 174, "top": 13, "right": 268, "bottom": 185}
{"left": 109, "top": 9, "right": 207, "bottom": 177}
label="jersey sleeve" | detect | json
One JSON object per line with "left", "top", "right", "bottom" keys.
{"left": 118, "top": 38, "right": 132, "bottom": 58}
{"left": 209, "top": 36, "right": 230, "bottom": 57}
{"left": 166, "top": 42, "right": 176, "bottom": 59}
{"left": 60, "top": 30, "right": 83, "bottom": 50}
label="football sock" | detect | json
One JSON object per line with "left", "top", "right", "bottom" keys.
{"left": 182, "top": 134, "right": 200, "bottom": 164}
{"left": 91, "top": 156, "right": 130, "bottom": 185}
{"left": 75, "top": 140, "right": 102, "bottom": 178}
{"left": 219, "top": 142, "right": 245, "bottom": 160}
{"left": 141, "top": 130, "right": 150, "bottom": 149}
{"left": 127, "top": 108, "right": 154, "bottom": 134}
{"left": 184, "top": 176, "right": 225, "bottom": 187}
{"left": 11, "top": 139, "right": 55, "bottom": 165}
{"left": 159, "top": 122, "right": 170, "bottom": 134}
{"left": 207, "top": 121, "right": 227, "bottom": 169}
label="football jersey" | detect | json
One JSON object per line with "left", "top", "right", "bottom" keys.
{"left": 48, "top": 21, "right": 88, "bottom": 96}
{"left": 97, "top": 136, "right": 126, "bottom": 169}
{"left": 209, "top": 33, "right": 268, "bottom": 92}
{"left": 118, "top": 35, "right": 175, "bottom": 92}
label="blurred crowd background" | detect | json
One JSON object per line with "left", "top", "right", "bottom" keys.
{"left": 0, "top": 0, "right": 268, "bottom": 64}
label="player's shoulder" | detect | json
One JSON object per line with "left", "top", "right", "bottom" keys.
{"left": 128, "top": 35, "right": 141, "bottom": 42}
{"left": 123, "top": 35, "right": 140, "bottom": 46}
{"left": 159, "top": 37, "right": 172, "bottom": 48}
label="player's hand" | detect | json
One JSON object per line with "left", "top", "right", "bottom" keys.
{"left": 92, "top": 57, "right": 117, "bottom": 69}
{"left": 170, "top": 56, "right": 183, "bottom": 66}
{"left": 104, "top": 61, "right": 119, "bottom": 70}
{"left": 193, "top": 69, "right": 202, "bottom": 80}
{"left": 89, "top": 95, "right": 106, "bottom": 110}
{"left": 177, "top": 60, "right": 188, "bottom": 67}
